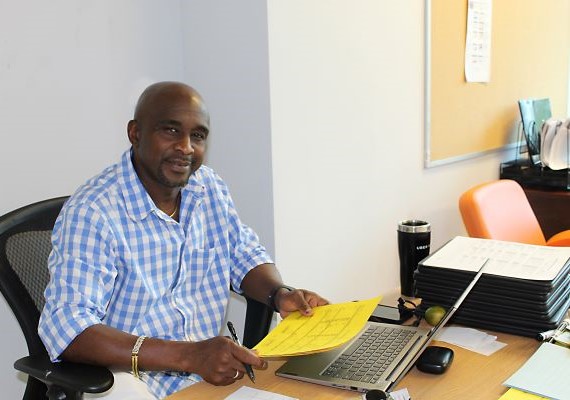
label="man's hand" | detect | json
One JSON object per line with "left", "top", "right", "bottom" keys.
{"left": 239, "top": 263, "right": 329, "bottom": 319}
{"left": 275, "top": 288, "right": 329, "bottom": 318}
{"left": 182, "top": 336, "right": 266, "bottom": 386}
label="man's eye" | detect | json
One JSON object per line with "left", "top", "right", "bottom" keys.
{"left": 162, "top": 127, "right": 179, "bottom": 135}
{"left": 192, "top": 131, "right": 206, "bottom": 141}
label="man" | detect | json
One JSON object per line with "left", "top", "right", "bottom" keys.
{"left": 39, "top": 82, "right": 328, "bottom": 399}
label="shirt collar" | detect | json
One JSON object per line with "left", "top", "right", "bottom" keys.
{"left": 117, "top": 149, "right": 206, "bottom": 221}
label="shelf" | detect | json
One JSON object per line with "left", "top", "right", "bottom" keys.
{"left": 500, "top": 162, "right": 570, "bottom": 191}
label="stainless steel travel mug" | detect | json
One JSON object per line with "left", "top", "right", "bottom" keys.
{"left": 398, "top": 220, "right": 431, "bottom": 297}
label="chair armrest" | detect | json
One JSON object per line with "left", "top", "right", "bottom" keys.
{"left": 14, "top": 354, "right": 113, "bottom": 394}
{"left": 230, "top": 287, "right": 274, "bottom": 349}
{"left": 243, "top": 296, "right": 274, "bottom": 349}
{"left": 546, "top": 230, "right": 570, "bottom": 246}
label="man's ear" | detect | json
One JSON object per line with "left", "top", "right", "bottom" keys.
{"left": 127, "top": 120, "right": 139, "bottom": 146}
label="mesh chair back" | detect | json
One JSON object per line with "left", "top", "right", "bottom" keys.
{"left": 0, "top": 197, "right": 68, "bottom": 357}
{"left": 6, "top": 231, "right": 52, "bottom": 312}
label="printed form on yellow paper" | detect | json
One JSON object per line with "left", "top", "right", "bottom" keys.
{"left": 253, "top": 296, "right": 382, "bottom": 357}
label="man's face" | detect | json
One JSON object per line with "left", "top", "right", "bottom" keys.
{"left": 128, "top": 88, "right": 210, "bottom": 193}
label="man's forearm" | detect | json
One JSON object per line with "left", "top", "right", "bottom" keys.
{"left": 61, "top": 324, "right": 187, "bottom": 372}
{"left": 239, "top": 263, "right": 284, "bottom": 306}
{"left": 62, "top": 323, "right": 266, "bottom": 385}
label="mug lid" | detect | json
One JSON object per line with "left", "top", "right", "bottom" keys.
{"left": 397, "top": 220, "right": 430, "bottom": 233}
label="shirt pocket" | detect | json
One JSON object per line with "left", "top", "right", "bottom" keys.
{"left": 177, "top": 241, "right": 230, "bottom": 297}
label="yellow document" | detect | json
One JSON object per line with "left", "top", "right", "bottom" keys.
{"left": 498, "top": 388, "right": 549, "bottom": 400}
{"left": 253, "top": 296, "right": 381, "bottom": 357}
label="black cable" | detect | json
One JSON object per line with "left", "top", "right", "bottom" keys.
{"left": 397, "top": 297, "right": 422, "bottom": 327}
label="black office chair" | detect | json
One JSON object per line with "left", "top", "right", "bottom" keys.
{"left": 0, "top": 196, "right": 114, "bottom": 399}
{"left": 0, "top": 197, "right": 273, "bottom": 399}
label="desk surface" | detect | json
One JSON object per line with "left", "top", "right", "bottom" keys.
{"left": 166, "top": 329, "right": 538, "bottom": 400}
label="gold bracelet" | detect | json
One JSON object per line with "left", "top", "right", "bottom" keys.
{"left": 131, "top": 335, "right": 147, "bottom": 379}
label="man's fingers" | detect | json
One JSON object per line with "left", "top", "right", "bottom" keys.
{"left": 298, "top": 296, "right": 313, "bottom": 315}
{"left": 277, "top": 289, "right": 329, "bottom": 318}
{"left": 256, "top": 359, "right": 269, "bottom": 370}
{"left": 231, "top": 341, "right": 264, "bottom": 368}
{"left": 250, "top": 350, "right": 269, "bottom": 370}
{"left": 307, "top": 294, "right": 329, "bottom": 308}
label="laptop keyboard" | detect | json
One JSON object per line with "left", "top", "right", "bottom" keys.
{"left": 321, "top": 325, "right": 415, "bottom": 383}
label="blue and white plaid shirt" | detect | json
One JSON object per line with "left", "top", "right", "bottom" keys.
{"left": 38, "top": 149, "right": 273, "bottom": 398}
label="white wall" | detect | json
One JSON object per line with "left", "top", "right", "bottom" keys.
{"left": 0, "top": 1, "right": 186, "bottom": 397}
{"left": 0, "top": 1, "right": 188, "bottom": 214}
{"left": 266, "top": 0, "right": 514, "bottom": 303}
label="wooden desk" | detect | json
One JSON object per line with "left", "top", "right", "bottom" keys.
{"left": 166, "top": 330, "right": 538, "bottom": 400}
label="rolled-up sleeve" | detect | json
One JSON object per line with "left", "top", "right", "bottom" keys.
{"left": 223, "top": 189, "right": 273, "bottom": 293}
{"left": 38, "top": 204, "right": 118, "bottom": 361}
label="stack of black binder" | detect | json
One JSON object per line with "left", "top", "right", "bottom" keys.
{"left": 414, "top": 237, "right": 570, "bottom": 337}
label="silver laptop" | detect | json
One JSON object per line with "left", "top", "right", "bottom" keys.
{"left": 276, "top": 261, "right": 487, "bottom": 393}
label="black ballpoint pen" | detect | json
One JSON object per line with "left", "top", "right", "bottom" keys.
{"left": 227, "top": 321, "right": 256, "bottom": 383}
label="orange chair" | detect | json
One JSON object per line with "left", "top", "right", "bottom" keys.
{"left": 459, "top": 179, "right": 570, "bottom": 246}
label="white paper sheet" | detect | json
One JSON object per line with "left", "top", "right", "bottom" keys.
{"left": 390, "top": 388, "right": 411, "bottom": 400}
{"left": 422, "top": 236, "right": 570, "bottom": 281}
{"left": 436, "top": 326, "right": 507, "bottom": 356}
{"left": 224, "top": 386, "right": 298, "bottom": 400}
{"left": 465, "top": 0, "right": 492, "bottom": 82}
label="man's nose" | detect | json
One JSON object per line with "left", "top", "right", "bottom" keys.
{"left": 175, "top": 135, "right": 194, "bottom": 155}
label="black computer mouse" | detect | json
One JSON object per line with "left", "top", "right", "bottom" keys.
{"left": 416, "top": 345, "right": 454, "bottom": 374}
{"left": 363, "top": 389, "right": 390, "bottom": 400}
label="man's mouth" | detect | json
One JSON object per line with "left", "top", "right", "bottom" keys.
{"left": 165, "top": 158, "right": 192, "bottom": 173}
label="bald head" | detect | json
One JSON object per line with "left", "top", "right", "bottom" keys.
{"left": 134, "top": 82, "right": 209, "bottom": 123}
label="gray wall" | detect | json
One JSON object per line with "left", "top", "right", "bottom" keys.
{"left": 0, "top": 1, "right": 187, "bottom": 397}
{"left": 180, "top": 0, "right": 275, "bottom": 256}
